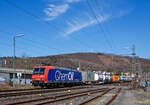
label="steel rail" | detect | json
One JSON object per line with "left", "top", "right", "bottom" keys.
{"left": 0, "top": 88, "right": 41, "bottom": 93}
{"left": 4, "top": 88, "right": 108, "bottom": 105}
{"left": 0, "top": 86, "right": 89, "bottom": 98}
{"left": 78, "top": 88, "right": 114, "bottom": 105}
{"left": 105, "top": 88, "right": 122, "bottom": 105}
{"left": 34, "top": 88, "right": 111, "bottom": 105}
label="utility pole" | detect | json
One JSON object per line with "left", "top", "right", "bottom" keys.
{"left": 13, "top": 34, "right": 24, "bottom": 87}
{"left": 112, "top": 55, "right": 114, "bottom": 71}
{"left": 131, "top": 44, "right": 136, "bottom": 88}
{"left": 13, "top": 37, "right": 16, "bottom": 87}
{"left": 138, "top": 60, "right": 142, "bottom": 86}
{"left": 24, "top": 59, "right": 27, "bottom": 85}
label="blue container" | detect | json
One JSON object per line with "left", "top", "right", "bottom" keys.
{"left": 48, "top": 68, "right": 82, "bottom": 83}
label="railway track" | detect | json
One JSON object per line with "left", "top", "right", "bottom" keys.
{"left": 0, "top": 88, "right": 41, "bottom": 93}
{"left": 0, "top": 86, "right": 90, "bottom": 98}
{"left": 79, "top": 88, "right": 122, "bottom": 105}
{"left": 3, "top": 88, "right": 109, "bottom": 105}
{"left": 105, "top": 88, "right": 121, "bottom": 105}
{"left": 35, "top": 88, "right": 111, "bottom": 105}
{"left": 1, "top": 87, "right": 123, "bottom": 105}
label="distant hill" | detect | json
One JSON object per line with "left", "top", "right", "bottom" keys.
{"left": 1, "top": 52, "right": 150, "bottom": 72}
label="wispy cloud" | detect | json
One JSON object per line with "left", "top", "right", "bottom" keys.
{"left": 66, "top": 0, "right": 80, "bottom": 3}
{"left": 43, "top": 0, "right": 81, "bottom": 21}
{"left": 63, "top": 7, "right": 133, "bottom": 37}
{"left": 63, "top": 15, "right": 110, "bottom": 37}
{"left": 44, "top": 4, "right": 69, "bottom": 21}
{"left": 114, "top": 9, "right": 133, "bottom": 18}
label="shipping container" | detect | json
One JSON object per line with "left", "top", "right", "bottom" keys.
{"left": 112, "top": 75, "right": 119, "bottom": 82}
{"left": 81, "top": 70, "right": 94, "bottom": 84}
{"left": 98, "top": 72, "right": 103, "bottom": 82}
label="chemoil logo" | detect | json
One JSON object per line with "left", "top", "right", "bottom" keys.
{"left": 55, "top": 70, "right": 74, "bottom": 81}
{"left": 55, "top": 71, "right": 61, "bottom": 80}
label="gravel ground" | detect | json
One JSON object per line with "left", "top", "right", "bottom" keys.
{"left": 41, "top": 87, "right": 106, "bottom": 105}
{"left": 37, "top": 86, "right": 149, "bottom": 105}
{"left": 111, "top": 89, "right": 126, "bottom": 105}
{"left": 134, "top": 86, "right": 150, "bottom": 105}
{"left": 88, "top": 88, "right": 120, "bottom": 105}
{"left": 40, "top": 87, "right": 110, "bottom": 105}
{"left": 54, "top": 93, "right": 102, "bottom": 105}
{"left": 0, "top": 84, "right": 34, "bottom": 89}
{"left": 111, "top": 86, "right": 150, "bottom": 105}
{"left": 115, "top": 89, "right": 137, "bottom": 105}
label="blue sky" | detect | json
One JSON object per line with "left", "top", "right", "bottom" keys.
{"left": 0, "top": 0, "right": 150, "bottom": 58}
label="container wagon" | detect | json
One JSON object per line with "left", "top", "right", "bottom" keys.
{"left": 81, "top": 71, "right": 100, "bottom": 84}
{"left": 81, "top": 70, "right": 94, "bottom": 84}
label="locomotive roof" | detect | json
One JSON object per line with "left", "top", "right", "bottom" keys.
{"left": 54, "top": 66, "right": 78, "bottom": 72}
{"left": 34, "top": 66, "right": 78, "bottom": 72}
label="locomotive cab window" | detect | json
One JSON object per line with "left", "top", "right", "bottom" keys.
{"left": 33, "top": 68, "right": 39, "bottom": 75}
{"left": 39, "top": 68, "right": 45, "bottom": 75}
{"left": 33, "top": 68, "right": 45, "bottom": 75}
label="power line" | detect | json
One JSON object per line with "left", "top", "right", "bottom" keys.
{"left": 1, "top": 18, "right": 92, "bottom": 53}
{"left": 21, "top": 38, "right": 66, "bottom": 52}
{"left": 0, "top": 23, "right": 67, "bottom": 53}
{"left": 4, "top": 0, "right": 97, "bottom": 52}
{"left": 86, "top": 0, "right": 115, "bottom": 52}
{"left": 0, "top": 30, "right": 65, "bottom": 56}
{"left": 0, "top": 26, "right": 67, "bottom": 53}
{"left": 94, "top": 0, "right": 117, "bottom": 50}
{"left": 86, "top": 0, "right": 114, "bottom": 49}
{"left": 0, "top": 38, "right": 32, "bottom": 56}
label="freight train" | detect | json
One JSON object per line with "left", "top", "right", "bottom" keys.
{"left": 32, "top": 66, "right": 131, "bottom": 88}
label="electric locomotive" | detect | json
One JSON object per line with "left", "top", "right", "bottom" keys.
{"left": 32, "top": 66, "right": 82, "bottom": 88}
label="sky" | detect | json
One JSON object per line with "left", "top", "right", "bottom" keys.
{"left": 0, "top": 0, "right": 150, "bottom": 58}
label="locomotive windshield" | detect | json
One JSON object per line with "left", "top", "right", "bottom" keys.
{"left": 33, "top": 68, "right": 45, "bottom": 75}
{"left": 39, "top": 68, "right": 45, "bottom": 74}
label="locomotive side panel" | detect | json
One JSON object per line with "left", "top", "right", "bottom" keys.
{"left": 47, "top": 69, "right": 82, "bottom": 83}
